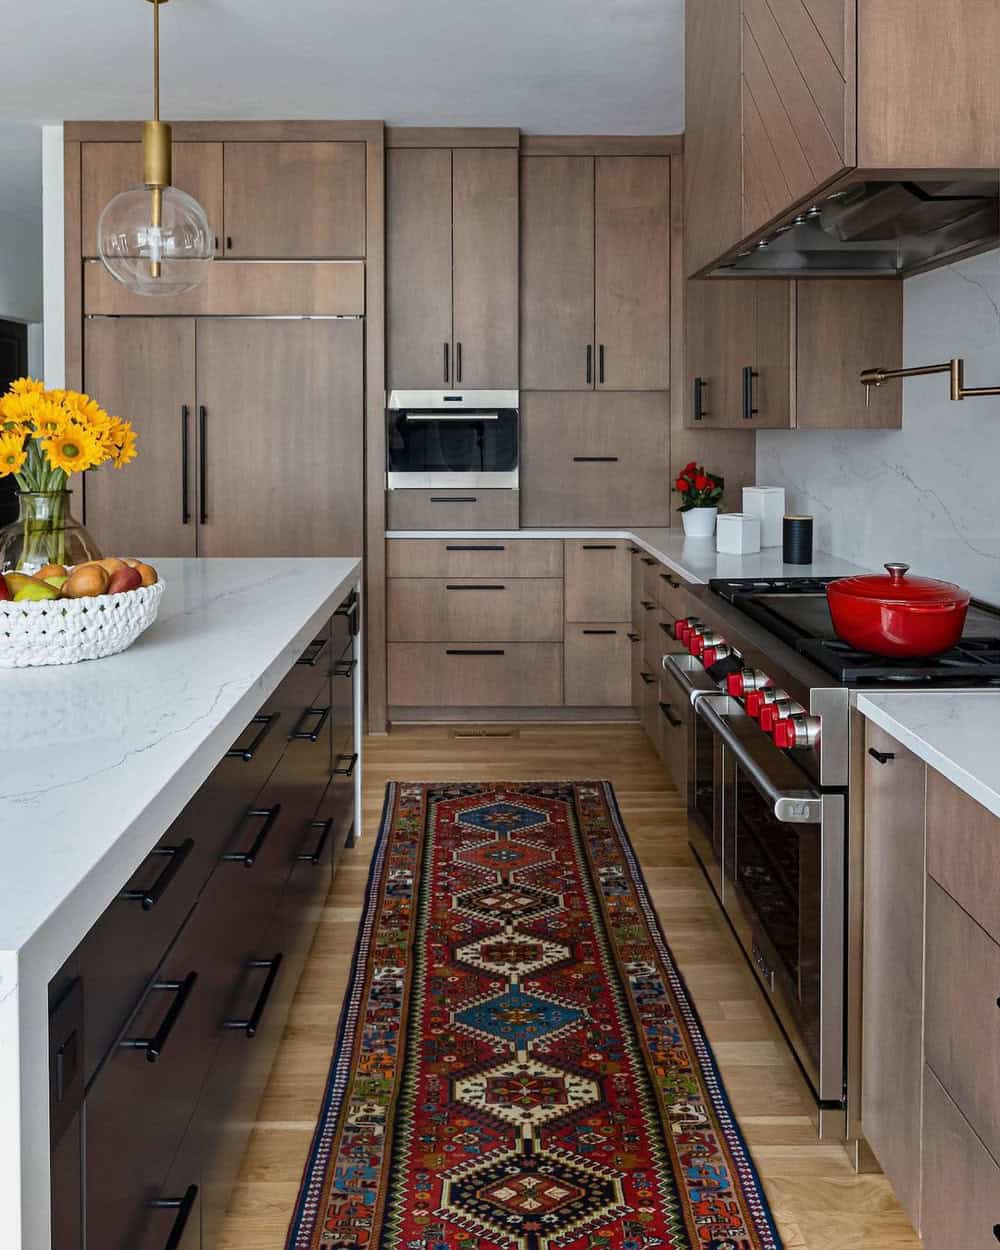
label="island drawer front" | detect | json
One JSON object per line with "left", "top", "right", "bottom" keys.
{"left": 389, "top": 643, "right": 563, "bottom": 707}
{"left": 387, "top": 538, "right": 563, "bottom": 579}
{"left": 388, "top": 578, "right": 563, "bottom": 643}
{"left": 924, "top": 878, "right": 1000, "bottom": 1163}
{"left": 564, "top": 625, "right": 631, "bottom": 707}
{"left": 926, "top": 769, "right": 1000, "bottom": 946}
{"left": 386, "top": 489, "right": 520, "bottom": 531}
{"left": 920, "top": 1067, "right": 1000, "bottom": 1250}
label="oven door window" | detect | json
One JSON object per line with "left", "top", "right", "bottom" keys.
{"left": 387, "top": 411, "right": 518, "bottom": 474}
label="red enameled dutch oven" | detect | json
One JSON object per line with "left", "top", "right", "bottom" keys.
{"left": 826, "top": 562, "right": 970, "bottom": 658}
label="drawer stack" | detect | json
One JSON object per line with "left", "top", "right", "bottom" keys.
{"left": 563, "top": 541, "right": 632, "bottom": 707}
{"left": 48, "top": 591, "right": 359, "bottom": 1250}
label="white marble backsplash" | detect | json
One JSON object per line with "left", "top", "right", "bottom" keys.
{"left": 756, "top": 250, "right": 1000, "bottom": 605}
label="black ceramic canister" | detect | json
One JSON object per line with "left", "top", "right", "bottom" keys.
{"left": 783, "top": 515, "right": 814, "bottom": 565}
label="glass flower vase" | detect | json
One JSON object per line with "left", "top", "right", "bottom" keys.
{"left": 0, "top": 491, "right": 103, "bottom": 575}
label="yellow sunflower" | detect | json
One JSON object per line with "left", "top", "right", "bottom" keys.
{"left": 0, "top": 432, "right": 26, "bottom": 477}
{"left": 0, "top": 392, "right": 35, "bottom": 434}
{"left": 9, "top": 377, "right": 46, "bottom": 397}
{"left": 64, "top": 392, "right": 113, "bottom": 433}
{"left": 110, "top": 422, "right": 138, "bottom": 468}
{"left": 29, "top": 397, "right": 72, "bottom": 438}
{"left": 41, "top": 426, "right": 102, "bottom": 475}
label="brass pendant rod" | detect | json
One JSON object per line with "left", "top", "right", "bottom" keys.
{"left": 153, "top": 0, "right": 160, "bottom": 121}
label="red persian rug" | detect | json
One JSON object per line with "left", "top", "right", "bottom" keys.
{"left": 288, "top": 781, "right": 782, "bottom": 1250}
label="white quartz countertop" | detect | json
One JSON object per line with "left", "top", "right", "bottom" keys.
{"left": 385, "top": 527, "right": 870, "bottom": 583}
{"left": 857, "top": 691, "right": 1000, "bottom": 820}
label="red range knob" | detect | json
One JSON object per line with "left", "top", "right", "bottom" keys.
{"left": 760, "top": 698, "right": 804, "bottom": 732}
{"left": 727, "top": 672, "right": 746, "bottom": 696}
{"left": 772, "top": 719, "right": 797, "bottom": 750}
{"left": 746, "top": 687, "right": 780, "bottom": 718}
{"left": 773, "top": 714, "right": 822, "bottom": 750}
{"left": 703, "top": 647, "right": 718, "bottom": 667}
{"left": 675, "top": 617, "right": 701, "bottom": 642}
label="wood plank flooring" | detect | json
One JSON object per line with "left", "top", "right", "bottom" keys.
{"left": 217, "top": 724, "right": 922, "bottom": 1250}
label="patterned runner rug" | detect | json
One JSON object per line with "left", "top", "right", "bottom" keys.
{"left": 288, "top": 781, "right": 782, "bottom": 1250}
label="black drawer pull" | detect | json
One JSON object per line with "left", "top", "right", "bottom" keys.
{"left": 226, "top": 712, "right": 279, "bottom": 762}
{"left": 582, "top": 544, "right": 616, "bottom": 550}
{"left": 222, "top": 804, "right": 282, "bottom": 867}
{"left": 599, "top": 343, "right": 605, "bottom": 385}
{"left": 640, "top": 671, "right": 655, "bottom": 686}
{"left": 641, "top": 600, "right": 656, "bottom": 611}
{"left": 335, "top": 592, "right": 359, "bottom": 619}
{"left": 583, "top": 629, "right": 618, "bottom": 635}
{"left": 446, "top": 583, "right": 506, "bottom": 591}
{"left": 224, "top": 953, "right": 283, "bottom": 1038}
{"left": 446, "top": 648, "right": 505, "bottom": 656}
{"left": 291, "top": 705, "right": 332, "bottom": 742}
{"left": 431, "top": 496, "right": 478, "bottom": 503}
{"left": 660, "top": 573, "right": 681, "bottom": 588}
{"left": 446, "top": 544, "right": 506, "bottom": 551}
{"left": 586, "top": 343, "right": 593, "bottom": 385}
{"left": 334, "top": 657, "right": 357, "bottom": 678}
{"left": 297, "top": 818, "right": 334, "bottom": 865}
{"left": 198, "top": 405, "right": 208, "bottom": 524}
{"left": 334, "top": 752, "right": 359, "bottom": 777}
{"left": 659, "top": 701, "right": 683, "bottom": 728}
{"left": 642, "top": 557, "right": 657, "bottom": 566}
{"left": 573, "top": 455, "right": 619, "bottom": 463}
{"left": 627, "top": 632, "right": 640, "bottom": 642}
{"left": 121, "top": 971, "right": 198, "bottom": 1063}
{"left": 180, "top": 405, "right": 191, "bottom": 525}
{"left": 121, "top": 839, "right": 194, "bottom": 911}
{"left": 868, "top": 747, "right": 896, "bottom": 765}
{"left": 456, "top": 340, "right": 463, "bottom": 383}
{"left": 151, "top": 1184, "right": 198, "bottom": 1250}
{"left": 658, "top": 621, "right": 676, "bottom": 635}
{"left": 742, "top": 365, "right": 759, "bottom": 420}
{"left": 297, "top": 636, "right": 329, "bottom": 667}
{"left": 693, "top": 376, "right": 708, "bottom": 421}
{"left": 443, "top": 341, "right": 450, "bottom": 383}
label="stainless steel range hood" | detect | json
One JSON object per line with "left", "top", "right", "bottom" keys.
{"left": 716, "top": 177, "right": 1000, "bottom": 276}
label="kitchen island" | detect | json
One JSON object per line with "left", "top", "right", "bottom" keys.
{"left": 0, "top": 557, "right": 362, "bottom": 1250}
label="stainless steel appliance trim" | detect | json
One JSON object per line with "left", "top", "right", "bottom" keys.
{"left": 695, "top": 698, "right": 823, "bottom": 823}
{"left": 403, "top": 413, "right": 500, "bottom": 422}
{"left": 818, "top": 790, "right": 847, "bottom": 1104}
{"left": 386, "top": 470, "right": 519, "bottom": 491}
{"left": 662, "top": 653, "right": 720, "bottom": 705}
{"left": 387, "top": 389, "right": 519, "bottom": 409}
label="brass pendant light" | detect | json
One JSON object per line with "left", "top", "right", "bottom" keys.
{"left": 97, "top": 0, "right": 213, "bottom": 295}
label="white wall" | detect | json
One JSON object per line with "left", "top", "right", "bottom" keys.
{"left": 756, "top": 250, "right": 1000, "bottom": 604}
{"left": 0, "top": 207, "right": 42, "bottom": 374}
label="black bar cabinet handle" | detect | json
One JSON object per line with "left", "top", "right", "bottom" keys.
{"left": 180, "top": 405, "right": 191, "bottom": 524}
{"left": 598, "top": 344, "right": 605, "bottom": 384}
{"left": 743, "top": 365, "right": 759, "bottom": 420}
{"left": 150, "top": 1184, "right": 199, "bottom": 1250}
{"left": 226, "top": 712, "right": 279, "bottom": 762}
{"left": 627, "top": 632, "right": 640, "bottom": 642}
{"left": 642, "top": 556, "right": 657, "bottom": 565}
{"left": 291, "top": 705, "right": 331, "bottom": 742}
{"left": 582, "top": 544, "right": 616, "bottom": 550}
{"left": 641, "top": 599, "right": 656, "bottom": 611}
{"left": 583, "top": 629, "right": 618, "bottom": 635}
{"left": 694, "top": 376, "right": 708, "bottom": 421}
{"left": 868, "top": 747, "right": 896, "bottom": 765}
{"left": 660, "top": 572, "right": 681, "bottom": 589}
{"left": 446, "top": 648, "right": 504, "bottom": 656}
{"left": 121, "top": 971, "right": 198, "bottom": 1062}
{"left": 333, "top": 657, "right": 357, "bottom": 678}
{"left": 222, "top": 804, "right": 282, "bottom": 867}
{"left": 297, "top": 818, "right": 334, "bottom": 865}
{"left": 334, "top": 752, "right": 359, "bottom": 776}
{"left": 446, "top": 544, "right": 506, "bottom": 552}
{"left": 446, "top": 583, "right": 506, "bottom": 591}
{"left": 586, "top": 344, "right": 592, "bottom": 385}
{"left": 223, "top": 954, "right": 283, "bottom": 1037}
{"left": 627, "top": 545, "right": 642, "bottom": 554}
{"left": 640, "top": 671, "right": 655, "bottom": 686}
{"left": 226, "top": 235, "right": 233, "bottom": 250}
{"left": 455, "top": 341, "right": 463, "bottom": 383}
{"left": 296, "top": 636, "right": 329, "bottom": 668}
{"left": 443, "top": 341, "right": 449, "bottom": 383}
{"left": 121, "top": 839, "right": 194, "bottom": 911}
{"left": 431, "top": 496, "right": 477, "bottom": 503}
{"left": 659, "top": 701, "right": 683, "bottom": 728}
{"left": 198, "top": 405, "right": 208, "bottom": 523}
{"left": 573, "top": 456, "right": 619, "bottom": 463}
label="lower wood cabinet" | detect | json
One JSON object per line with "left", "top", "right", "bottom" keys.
{"left": 389, "top": 643, "right": 563, "bottom": 707}
{"left": 48, "top": 594, "right": 359, "bottom": 1250}
{"left": 564, "top": 625, "right": 631, "bottom": 707}
{"left": 564, "top": 541, "right": 630, "bottom": 623}
{"left": 386, "top": 489, "right": 520, "bottom": 531}
{"left": 388, "top": 577, "right": 563, "bottom": 643}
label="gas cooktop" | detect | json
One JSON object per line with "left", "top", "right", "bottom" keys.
{"left": 710, "top": 577, "right": 1000, "bottom": 685}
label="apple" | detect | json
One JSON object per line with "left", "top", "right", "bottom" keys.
{"left": 122, "top": 558, "right": 158, "bottom": 587}
{"left": 62, "top": 564, "right": 110, "bottom": 599}
{"left": 107, "top": 566, "right": 143, "bottom": 595}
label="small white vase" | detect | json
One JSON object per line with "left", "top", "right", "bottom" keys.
{"left": 681, "top": 506, "right": 718, "bottom": 538}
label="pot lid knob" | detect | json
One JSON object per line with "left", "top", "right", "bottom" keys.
{"left": 884, "top": 562, "right": 910, "bottom": 583}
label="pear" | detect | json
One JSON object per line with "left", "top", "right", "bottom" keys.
{"left": 107, "top": 566, "right": 142, "bottom": 595}
{"left": 4, "top": 572, "right": 42, "bottom": 596}
{"left": 62, "top": 564, "right": 110, "bottom": 599}
{"left": 44, "top": 575, "right": 68, "bottom": 589}
{"left": 14, "top": 580, "right": 60, "bottom": 602}
{"left": 35, "top": 563, "right": 67, "bottom": 581}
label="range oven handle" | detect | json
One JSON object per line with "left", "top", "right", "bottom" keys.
{"left": 662, "top": 653, "right": 717, "bottom": 706}
{"left": 694, "top": 697, "right": 823, "bottom": 825}
{"left": 402, "top": 413, "right": 500, "bottom": 422}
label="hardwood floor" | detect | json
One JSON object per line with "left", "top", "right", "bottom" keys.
{"left": 217, "top": 724, "right": 922, "bottom": 1250}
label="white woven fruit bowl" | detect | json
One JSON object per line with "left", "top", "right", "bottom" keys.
{"left": 0, "top": 579, "right": 166, "bottom": 668}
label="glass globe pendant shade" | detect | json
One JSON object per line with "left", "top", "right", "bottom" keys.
{"left": 97, "top": 182, "right": 213, "bottom": 296}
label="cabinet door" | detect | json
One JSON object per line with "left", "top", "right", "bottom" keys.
{"left": 861, "top": 725, "right": 926, "bottom": 1232}
{"left": 83, "top": 318, "right": 197, "bottom": 557}
{"left": 519, "top": 157, "right": 595, "bottom": 390}
{"left": 387, "top": 148, "right": 454, "bottom": 388}
{"left": 564, "top": 626, "right": 631, "bottom": 707}
{"left": 564, "top": 541, "right": 631, "bottom": 623}
{"left": 684, "top": 280, "right": 755, "bottom": 429}
{"left": 684, "top": 0, "right": 743, "bottom": 275}
{"left": 452, "top": 148, "right": 518, "bottom": 388}
{"left": 223, "top": 142, "right": 366, "bottom": 258}
{"left": 595, "top": 157, "right": 670, "bottom": 390}
{"left": 750, "top": 281, "right": 793, "bottom": 428}
{"left": 195, "top": 319, "right": 363, "bottom": 556}
{"left": 81, "top": 142, "right": 224, "bottom": 258}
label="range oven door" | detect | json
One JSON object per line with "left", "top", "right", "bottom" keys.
{"left": 386, "top": 389, "right": 519, "bottom": 489}
{"left": 694, "top": 696, "right": 846, "bottom": 1110}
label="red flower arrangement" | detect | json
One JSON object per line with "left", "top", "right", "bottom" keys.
{"left": 673, "top": 461, "right": 724, "bottom": 512}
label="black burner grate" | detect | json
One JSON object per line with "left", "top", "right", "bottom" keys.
{"left": 798, "top": 636, "right": 1000, "bottom": 683}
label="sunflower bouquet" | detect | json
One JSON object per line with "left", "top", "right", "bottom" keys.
{"left": 0, "top": 377, "right": 137, "bottom": 567}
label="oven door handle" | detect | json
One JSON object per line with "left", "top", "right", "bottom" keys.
{"left": 662, "top": 653, "right": 717, "bottom": 706}
{"left": 403, "top": 413, "right": 500, "bottom": 422}
{"left": 694, "top": 698, "right": 822, "bottom": 824}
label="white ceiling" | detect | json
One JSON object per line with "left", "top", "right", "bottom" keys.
{"left": 0, "top": 0, "right": 685, "bottom": 221}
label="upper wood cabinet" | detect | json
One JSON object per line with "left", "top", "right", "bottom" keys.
{"left": 684, "top": 277, "right": 902, "bottom": 429}
{"left": 80, "top": 140, "right": 366, "bottom": 261}
{"left": 387, "top": 146, "right": 518, "bottom": 389}
{"left": 521, "top": 156, "right": 670, "bottom": 391}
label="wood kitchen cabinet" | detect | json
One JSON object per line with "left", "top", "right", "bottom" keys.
{"left": 684, "top": 277, "right": 902, "bottom": 429}
{"left": 387, "top": 146, "right": 518, "bottom": 389}
{"left": 521, "top": 155, "right": 669, "bottom": 390}
{"left": 84, "top": 318, "right": 364, "bottom": 558}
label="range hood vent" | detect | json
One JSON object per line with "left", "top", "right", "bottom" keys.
{"left": 717, "top": 177, "right": 1000, "bottom": 276}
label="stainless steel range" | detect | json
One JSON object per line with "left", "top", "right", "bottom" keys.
{"left": 663, "top": 575, "right": 1000, "bottom": 1148}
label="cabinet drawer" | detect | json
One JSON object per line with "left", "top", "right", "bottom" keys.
{"left": 388, "top": 577, "right": 563, "bottom": 642}
{"left": 386, "top": 488, "right": 520, "bottom": 531}
{"left": 564, "top": 541, "right": 630, "bottom": 622}
{"left": 389, "top": 643, "right": 563, "bottom": 707}
{"left": 927, "top": 768, "right": 1000, "bottom": 946}
{"left": 651, "top": 563, "right": 689, "bottom": 618}
{"left": 388, "top": 538, "right": 563, "bottom": 579}
{"left": 628, "top": 546, "right": 647, "bottom": 627}
{"left": 925, "top": 878, "right": 1000, "bottom": 1163}
{"left": 921, "top": 1067, "right": 1000, "bottom": 1250}
{"left": 657, "top": 669, "right": 689, "bottom": 799}
{"left": 643, "top": 608, "right": 673, "bottom": 676}
{"left": 564, "top": 625, "right": 631, "bottom": 707}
